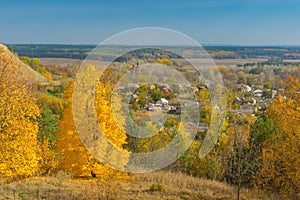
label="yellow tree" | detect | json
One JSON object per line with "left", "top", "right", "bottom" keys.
{"left": 255, "top": 75, "right": 300, "bottom": 198}
{"left": 94, "top": 81, "right": 129, "bottom": 170}
{"left": 56, "top": 82, "right": 100, "bottom": 176}
{"left": 0, "top": 60, "right": 41, "bottom": 178}
{"left": 56, "top": 77, "right": 129, "bottom": 177}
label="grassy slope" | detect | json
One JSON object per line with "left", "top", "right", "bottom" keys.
{"left": 0, "top": 171, "right": 274, "bottom": 200}
{"left": 0, "top": 44, "right": 46, "bottom": 84}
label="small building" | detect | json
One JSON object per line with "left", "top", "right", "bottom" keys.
{"left": 278, "top": 88, "right": 285, "bottom": 95}
{"left": 253, "top": 89, "right": 263, "bottom": 94}
{"left": 271, "top": 90, "right": 277, "bottom": 98}
{"left": 156, "top": 98, "right": 168, "bottom": 106}
{"left": 243, "top": 97, "right": 257, "bottom": 105}
{"left": 253, "top": 89, "right": 263, "bottom": 97}
{"left": 237, "top": 84, "right": 252, "bottom": 93}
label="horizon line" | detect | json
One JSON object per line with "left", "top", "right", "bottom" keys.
{"left": 5, "top": 43, "right": 300, "bottom": 47}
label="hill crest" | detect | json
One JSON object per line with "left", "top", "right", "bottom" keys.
{"left": 0, "top": 44, "right": 47, "bottom": 83}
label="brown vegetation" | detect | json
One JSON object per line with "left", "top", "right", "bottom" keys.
{"left": 0, "top": 171, "right": 272, "bottom": 200}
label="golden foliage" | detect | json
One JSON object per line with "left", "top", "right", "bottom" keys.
{"left": 38, "top": 138, "right": 58, "bottom": 173}
{"left": 255, "top": 76, "right": 300, "bottom": 198}
{"left": 0, "top": 60, "right": 41, "bottom": 177}
{"left": 56, "top": 76, "right": 129, "bottom": 177}
{"left": 156, "top": 58, "right": 173, "bottom": 66}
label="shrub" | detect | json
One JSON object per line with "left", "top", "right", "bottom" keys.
{"left": 150, "top": 183, "right": 164, "bottom": 192}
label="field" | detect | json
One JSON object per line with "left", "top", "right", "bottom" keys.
{"left": 0, "top": 171, "right": 272, "bottom": 200}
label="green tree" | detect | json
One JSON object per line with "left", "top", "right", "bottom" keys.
{"left": 38, "top": 106, "right": 60, "bottom": 147}
{"left": 264, "top": 81, "right": 272, "bottom": 89}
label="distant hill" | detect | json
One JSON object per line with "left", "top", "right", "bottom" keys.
{"left": 11, "top": 44, "right": 300, "bottom": 61}
{"left": 0, "top": 44, "right": 46, "bottom": 83}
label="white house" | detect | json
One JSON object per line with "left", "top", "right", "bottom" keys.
{"left": 155, "top": 98, "right": 168, "bottom": 105}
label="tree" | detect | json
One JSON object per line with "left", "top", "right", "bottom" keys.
{"left": 156, "top": 58, "right": 173, "bottom": 66}
{"left": 237, "top": 70, "right": 246, "bottom": 84}
{"left": 30, "top": 58, "right": 41, "bottom": 68}
{"left": 0, "top": 59, "right": 41, "bottom": 178}
{"left": 56, "top": 77, "right": 129, "bottom": 177}
{"left": 38, "top": 106, "right": 60, "bottom": 144}
{"left": 56, "top": 82, "right": 104, "bottom": 176}
{"left": 252, "top": 76, "right": 300, "bottom": 199}
{"left": 264, "top": 81, "right": 272, "bottom": 89}
{"left": 36, "top": 66, "right": 52, "bottom": 80}
{"left": 37, "top": 106, "right": 60, "bottom": 173}
{"left": 20, "top": 56, "right": 31, "bottom": 65}
{"left": 255, "top": 95, "right": 300, "bottom": 198}
{"left": 224, "top": 113, "right": 256, "bottom": 200}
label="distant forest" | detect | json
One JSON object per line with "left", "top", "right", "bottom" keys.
{"left": 9, "top": 44, "right": 300, "bottom": 61}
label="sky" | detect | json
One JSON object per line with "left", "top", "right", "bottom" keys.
{"left": 1, "top": 0, "right": 300, "bottom": 45}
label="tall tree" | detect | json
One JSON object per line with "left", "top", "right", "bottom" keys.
{"left": 254, "top": 75, "right": 300, "bottom": 199}
{"left": 56, "top": 77, "right": 129, "bottom": 177}
{"left": 0, "top": 59, "right": 41, "bottom": 178}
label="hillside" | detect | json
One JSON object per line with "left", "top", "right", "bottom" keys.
{"left": 0, "top": 44, "right": 46, "bottom": 83}
{"left": 0, "top": 171, "right": 271, "bottom": 200}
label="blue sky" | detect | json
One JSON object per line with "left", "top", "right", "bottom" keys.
{"left": 1, "top": 0, "right": 300, "bottom": 45}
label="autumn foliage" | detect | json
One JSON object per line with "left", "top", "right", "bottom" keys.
{"left": 1, "top": 43, "right": 299, "bottom": 199}
{"left": 254, "top": 76, "right": 300, "bottom": 198}
{"left": 55, "top": 77, "right": 129, "bottom": 177}
{"left": 0, "top": 60, "right": 41, "bottom": 177}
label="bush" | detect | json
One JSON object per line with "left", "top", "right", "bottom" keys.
{"left": 150, "top": 183, "right": 164, "bottom": 192}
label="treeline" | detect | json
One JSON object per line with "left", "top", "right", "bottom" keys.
{"left": 10, "top": 44, "right": 300, "bottom": 61}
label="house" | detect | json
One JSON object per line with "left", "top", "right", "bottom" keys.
{"left": 156, "top": 98, "right": 168, "bottom": 106}
{"left": 271, "top": 90, "right": 277, "bottom": 98}
{"left": 253, "top": 89, "right": 263, "bottom": 97}
{"left": 278, "top": 88, "right": 285, "bottom": 95}
{"left": 242, "top": 97, "right": 257, "bottom": 105}
{"left": 254, "top": 93, "right": 263, "bottom": 97}
{"left": 253, "top": 89, "right": 263, "bottom": 94}
{"left": 147, "top": 106, "right": 162, "bottom": 112}
{"left": 237, "top": 84, "right": 252, "bottom": 93}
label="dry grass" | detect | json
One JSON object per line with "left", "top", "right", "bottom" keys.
{"left": 0, "top": 171, "right": 275, "bottom": 200}
{"left": 132, "top": 171, "right": 273, "bottom": 200}
{"left": 0, "top": 44, "right": 47, "bottom": 83}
